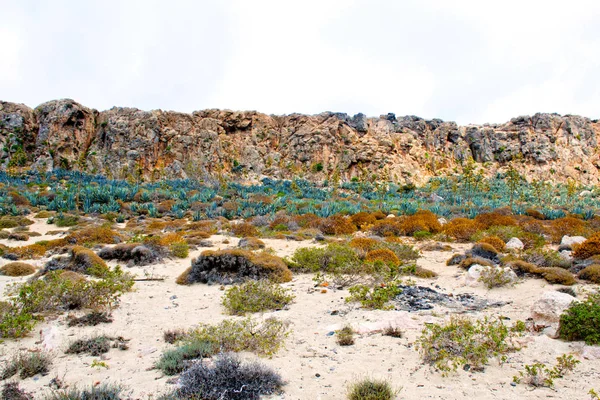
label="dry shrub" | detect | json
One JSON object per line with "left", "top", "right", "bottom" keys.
{"left": 474, "top": 212, "right": 517, "bottom": 229}
{"left": 349, "top": 237, "right": 381, "bottom": 257}
{"left": 12, "top": 243, "right": 48, "bottom": 259}
{"left": 70, "top": 246, "right": 110, "bottom": 276}
{"left": 519, "top": 217, "right": 548, "bottom": 235}
{"left": 578, "top": 265, "right": 600, "bottom": 283}
{"left": 507, "top": 260, "right": 540, "bottom": 276}
{"left": 444, "top": 218, "right": 480, "bottom": 242}
{"left": 478, "top": 236, "right": 506, "bottom": 252}
{"left": 65, "top": 226, "right": 122, "bottom": 245}
{"left": 371, "top": 211, "right": 387, "bottom": 220}
{"left": 157, "top": 200, "right": 176, "bottom": 214}
{"left": 158, "top": 232, "right": 186, "bottom": 247}
{"left": 365, "top": 249, "right": 400, "bottom": 265}
{"left": 539, "top": 267, "right": 576, "bottom": 285}
{"left": 351, "top": 212, "right": 377, "bottom": 229}
{"left": 470, "top": 243, "right": 500, "bottom": 261}
{"left": 319, "top": 215, "right": 357, "bottom": 235}
{"left": 183, "top": 230, "right": 212, "bottom": 240}
{"left": 8, "top": 232, "right": 29, "bottom": 241}
{"left": 550, "top": 217, "right": 587, "bottom": 244}
{"left": 459, "top": 257, "right": 493, "bottom": 270}
{"left": 187, "top": 221, "right": 218, "bottom": 234}
{"left": 147, "top": 220, "right": 167, "bottom": 231}
{"left": 573, "top": 233, "right": 600, "bottom": 260}
{"left": 237, "top": 237, "right": 266, "bottom": 250}
{"left": 0, "top": 262, "right": 36, "bottom": 277}
{"left": 178, "top": 249, "right": 292, "bottom": 285}
{"left": 525, "top": 209, "right": 546, "bottom": 220}
{"left": 414, "top": 266, "right": 438, "bottom": 278}
{"left": 370, "top": 219, "right": 403, "bottom": 237}
{"left": 231, "top": 222, "right": 259, "bottom": 237}
{"left": 399, "top": 210, "right": 441, "bottom": 236}
{"left": 292, "top": 213, "right": 321, "bottom": 228}
{"left": 268, "top": 215, "right": 291, "bottom": 230}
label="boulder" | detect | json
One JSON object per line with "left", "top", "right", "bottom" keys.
{"left": 530, "top": 291, "right": 577, "bottom": 323}
{"left": 505, "top": 237, "right": 524, "bottom": 250}
{"left": 466, "top": 265, "right": 517, "bottom": 287}
{"left": 560, "top": 235, "right": 587, "bottom": 248}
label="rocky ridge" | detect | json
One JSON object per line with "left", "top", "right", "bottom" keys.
{"left": 1, "top": 99, "right": 599, "bottom": 185}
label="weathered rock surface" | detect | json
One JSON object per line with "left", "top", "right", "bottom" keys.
{"left": 530, "top": 291, "right": 577, "bottom": 323}
{"left": 2, "top": 99, "right": 600, "bottom": 184}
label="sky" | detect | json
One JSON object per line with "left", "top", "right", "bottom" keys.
{"left": 1, "top": 0, "right": 599, "bottom": 125}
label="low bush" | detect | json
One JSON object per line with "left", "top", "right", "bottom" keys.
{"left": 336, "top": 325, "right": 355, "bottom": 346}
{"left": 98, "top": 243, "right": 160, "bottom": 266}
{"left": 470, "top": 243, "right": 500, "bottom": 261}
{"left": 521, "top": 248, "right": 571, "bottom": 269}
{"left": 0, "top": 262, "right": 36, "bottom": 277}
{"left": 550, "top": 217, "right": 587, "bottom": 244}
{"left": 0, "top": 216, "right": 33, "bottom": 229}
{"left": 573, "top": 233, "right": 600, "bottom": 260}
{"left": 51, "top": 214, "right": 80, "bottom": 227}
{"left": 64, "top": 226, "right": 122, "bottom": 246}
{"left": 412, "top": 266, "right": 438, "bottom": 278}
{"left": 42, "top": 383, "right": 125, "bottom": 400}
{"left": 365, "top": 249, "right": 400, "bottom": 265}
{"left": 8, "top": 232, "right": 29, "bottom": 241}
{"left": 173, "top": 353, "right": 284, "bottom": 400}
{"left": 507, "top": 260, "right": 540, "bottom": 276}
{"left": 474, "top": 212, "right": 517, "bottom": 229}
{"left": 459, "top": 257, "right": 493, "bottom": 270}
{"left": 178, "top": 250, "right": 292, "bottom": 285}
{"left": 399, "top": 210, "right": 442, "bottom": 236}
{"left": 477, "top": 235, "right": 505, "bottom": 252}
{"left": 1, "top": 382, "right": 33, "bottom": 400}
{"left": 558, "top": 294, "right": 600, "bottom": 345}
{"left": 319, "top": 215, "right": 357, "bottom": 235}
{"left": 513, "top": 354, "right": 580, "bottom": 388}
{"left": 1, "top": 351, "right": 53, "bottom": 379}
{"left": 478, "top": 267, "right": 515, "bottom": 289}
{"left": 231, "top": 222, "right": 259, "bottom": 237}
{"left": 67, "top": 311, "right": 113, "bottom": 327}
{"left": 383, "top": 325, "right": 403, "bottom": 338}
{"left": 238, "top": 237, "right": 266, "bottom": 250}
{"left": 155, "top": 340, "right": 216, "bottom": 375}
{"left": 538, "top": 267, "right": 576, "bottom": 285}
{"left": 67, "top": 246, "right": 110, "bottom": 277}
{"left": 348, "top": 237, "right": 381, "bottom": 257}
{"left": 444, "top": 218, "right": 480, "bottom": 242}
{"left": 416, "top": 316, "right": 522, "bottom": 374}
{"left": 170, "top": 241, "right": 189, "bottom": 258}
{"left": 65, "top": 335, "right": 129, "bottom": 356}
{"left": 346, "top": 282, "right": 401, "bottom": 310}
{"left": 347, "top": 378, "right": 395, "bottom": 400}
{"left": 222, "top": 280, "right": 294, "bottom": 315}
{"left": 187, "top": 317, "right": 289, "bottom": 356}
{"left": 578, "top": 264, "right": 600, "bottom": 283}
{"left": 351, "top": 212, "right": 377, "bottom": 229}
{"left": 164, "top": 328, "right": 187, "bottom": 344}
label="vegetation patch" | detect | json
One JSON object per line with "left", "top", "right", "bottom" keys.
{"left": 558, "top": 294, "right": 600, "bottom": 345}
{"left": 336, "top": 325, "right": 355, "bottom": 346}
{"left": 1, "top": 351, "right": 53, "bottom": 380}
{"left": 347, "top": 378, "right": 395, "bottom": 400}
{"left": 42, "top": 383, "right": 126, "bottom": 400}
{"left": 155, "top": 340, "right": 216, "bottom": 375}
{"left": 0, "top": 262, "right": 36, "bottom": 277}
{"left": 67, "top": 311, "right": 113, "bottom": 327}
{"left": 65, "top": 335, "right": 129, "bottom": 356}
{"left": 222, "top": 280, "right": 294, "bottom": 315}
{"left": 513, "top": 354, "right": 579, "bottom": 388}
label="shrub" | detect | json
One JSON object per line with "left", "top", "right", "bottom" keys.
{"left": 155, "top": 340, "right": 216, "bottom": 375}
{"left": 478, "top": 235, "right": 505, "bottom": 251}
{"left": 187, "top": 317, "right": 289, "bottom": 356}
{"left": 65, "top": 335, "right": 129, "bottom": 356}
{"left": 238, "top": 237, "right": 266, "bottom": 250}
{"left": 222, "top": 280, "right": 294, "bottom": 315}
{"left": 68, "top": 246, "right": 110, "bottom": 277}
{"left": 98, "top": 243, "right": 160, "bottom": 266}
{"left": 383, "top": 325, "right": 403, "bottom": 338}
{"left": 11, "top": 243, "right": 48, "bottom": 259}
{"left": 319, "top": 215, "right": 357, "bottom": 235}
{"left": 413, "top": 266, "right": 438, "bottom": 278}
{"left": 558, "top": 294, "right": 600, "bottom": 344}
{"left": 64, "top": 226, "right": 122, "bottom": 245}
{"left": 8, "top": 232, "right": 29, "bottom": 241}
{"left": 0, "top": 216, "right": 33, "bottom": 229}
{"left": 370, "top": 219, "right": 403, "bottom": 237}
{"left": 573, "top": 233, "right": 600, "bottom": 260}
{"left": 539, "top": 267, "right": 576, "bottom": 285}
{"left": 163, "top": 328, "right": 187, "bottom": 344}
{"left": 52, "top": 214, "right": 80, "bottom": 227}
{"left": 1, "top": 351, "right": 53, "bottom": 379}
{"left": 470, "top": 243, "right": 500, "bottom": 261}
{"left": 578, "top": 264, "right": 600, "bottom": 283}
{"left": 525, "top": 208, "right": 546, "bottom": 220}
{"left": 0, "top": 303, "right": 36, "bottom": 339}
{"left": 474, "top": 212, "right": 517, "bottom": 229}
{"left": 349, "top": 237, "right": 381, "bottom": 257}
{"left": 67, "top": 311, "right": 113, "bottom": 327}
{"left": 507, "top": 260, "right": 540, "bottom": 276}
{"left": 0, "top": 262, "right": 36, "bottom": 277}
{"left": 346, "top": 282, "right": 401, "bottom": 310}
{"left": 513, "top": 354, "right": 580, "bottom": 388}
{"left": 336, "top": 325, "right": 355, "bottom": 346}
{"left": 550, "top": 217, "right": 587, "bottom": 243}
{"left": 351, "top": 212, "right": 377, "bottom": 229}
{"left": 444, "top": 218, "right": 480, "bottom": 242}
{"left": 384, "top": 242, "right": 420, "bottom": 262}
{"left": 42, "top": 383, "right": 125, "bottom": 400}
{"left": 416, "top": 316, "right": 520, "bottom": 374}
{"left": 459, "top": 257, "right": 493, "bottom": 270}
{"left": 231, "top": 222, "right": 259, "bottom": 237}
{"left": 1, "top": 382, "right": 33, "bottom": 400}
{"left": 399, "top": 210, "right": 441, "bottom": 236}
{"left": 365, "top": 249, "right": 400, "bottom": 265}
{"left": 347, "top": 378, "right": 395, "bottom": 400}
{"left": 522, "top": 248, "right": 571, "bottom": 269}
{"left": 478, "top": 267, "right": 515, "bottom": 289}
{"left": 174, "top": 353, "right": 284, "bottom": 400}
{"left": 170, "top": 241, "right": 189, "bottom": 258}
{"left": 179, "top": 250, "right": 292, "bottom": 285}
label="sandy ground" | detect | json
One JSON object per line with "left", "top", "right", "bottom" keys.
{"left": 0, "top": 227, "right": 599, "bottom": 399}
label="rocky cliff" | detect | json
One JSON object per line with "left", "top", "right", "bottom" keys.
{"left": 1, "top": 99, "right": 599, "bottom": 185}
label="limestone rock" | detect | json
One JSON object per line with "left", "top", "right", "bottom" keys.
{"left": 530, "top": 291, "right": 577, "bottom": 323}
{"left": 505, "top": 237, "right": 524, "bottom": 250}
{"left": 561, "top": 235, "right": 587, "bottom": 247}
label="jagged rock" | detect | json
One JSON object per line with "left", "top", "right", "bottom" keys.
{"left": 561, "top": 235, "right": 587, "bottom": 249}
{"left": 1, "top": 100, "right": 600, "bottom": 184}
{"left": 429, "top": 193, "right": 444, "bottom": 202}
{"left": 530, "top": 291, "right": 577, "bottom": 323}
{"left": 505, "top": 237, "right": 524, "bottom": 250}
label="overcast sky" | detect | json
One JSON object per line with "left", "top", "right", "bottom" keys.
{"left": 1, "top": 0, "right": 599, "bottom": 124}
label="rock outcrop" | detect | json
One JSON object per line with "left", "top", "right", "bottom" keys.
{"left": 1, "top": 99, "right": 599, "bottom": 184}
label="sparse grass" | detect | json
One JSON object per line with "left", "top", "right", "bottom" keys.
{"left": 336, "top": 325, "right": 355, "bottom": 346}
{"left": 163, "top": 328, "right": 187, "bottom": 344}
{"left": 1, "top": 382, "right": 33, "bottom": 400}
{"left": 347, "top": 378, "right": 395, "bottom": 400}
{"left": 67, "top": 311, "right": 113, "bottom": 327}
{"left": 383, "top": 325, "right": 403, "bottom": 338}
{"left": 1, "top": 351, "right": 53, "bottom": 380}
{"left": 346, "top": 282, "right": 401, "bottom": 310}
{"left": 478, "top": 266, "right": 514, "bottom": 289}
{"left": 65, "top": 335, "right": 129, "bottom": 356}
{"left": 187, "top": 317, "right": 289, "bottom": 356}
{"left": 416, "top": 316, "right": 523, "bottom": 374}
{"left": 42, "top": 383, "right": 125, "bottom": 400}
{"left": 513, "top": 354, "right": 580, "bottom": 388}
{"left": 155, "top": 340, "right": 216, "bottom": 375}
{"left": 0, "top": 262, "right": 36, "bottom": 277}
{"left": 222, "top": 280, "right": 294, "bottom": 315}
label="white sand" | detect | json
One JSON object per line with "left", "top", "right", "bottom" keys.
{"left": 0, "top": 235, "right": 598, "bottom": 399}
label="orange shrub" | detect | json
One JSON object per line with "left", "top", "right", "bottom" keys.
{"left": 349, "top": 237, "right": 380, "bottom": 256}
{"left": 444, "top": 218, "right": 480, "bottom": 242}
{"left": 399, "top": 210, "right": 441, "bottom": 236}
{"left": 319, "top": 215, "right": 357, "bottom": 235}
{"left": 350, "top": 212, "right": 376, "bottom": 230}
{"left": 474, "top": 212, "right": 517, "bottom": 229}
{"left": 158, "top": 232, "right": 187, "bottom": 247}
{"left": 12, "top": 243, "right": 48, "bottom": 259}
{"left": 66, "top": 227, "right": 122, "bottom": 245}
{"left": 573, "top": 233, "right": 600, "bottom": 260}
{"left": 231, "top": 222, "right": 259, "bottom": 237}
{"left": 478, "top": 235, "right": 505, "bottom": 252}
{"left": 550, "top": 217, "right": 587, "bottom": 244}
{"left": 293, "top": 213, "right": 321, "bottom": 229}
{"left": 525, "top": 209, "right": 546, "bottom": 220}
{"left": 370, "top": 219, "right": 403, "bottom": 237}
{"left": 365, "top": 249, "right": 400, "bottom": 265}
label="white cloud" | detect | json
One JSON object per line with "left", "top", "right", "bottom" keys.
{"left": 1, "top": 0, "right": 599, "bottom": 124}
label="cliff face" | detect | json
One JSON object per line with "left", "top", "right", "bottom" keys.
{"left": 1, "top": 99, "right": 599, "bottom": 185}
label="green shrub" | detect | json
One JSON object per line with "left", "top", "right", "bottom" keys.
{"left": 578, "top": 264, "right": 600, "bottom": 283}
{"left": 347, "top": 378, "right": 395, "bottom": 400}
{"left": 222, "top": 280, "right": 294, "bottom": 315}
{"left": 1, "top": 351, "right": 53, "bottom": 379}
{"left": 522, "top": 248, "right": 571, "bottom": 269}
{"left": 0, "top": 262, "right": 36, "bottom": 277}
{"left": 558, "top": 294, "right": 600, "bottom": 345}
{"left": 51, "top": 214, "right": 80, "bottom": 227}
{"left": 346, "top": 282, "right": 401, "bottom": 310}
{"left": 42, "top": 383, "right": 125, "bottom": 400}
{"left": 539, "top": 267, "right": 576, "bottom": 285}
{"left": 170, "top": 241, "right": 189, "bottom": 258}
{"left": 65, "top": 335, "right": 129, "bottom": 356}
{"left": 336, "top": 325, "right": 355, "bottom": 346}
{"left": 513, "top": 354, "right": 580, "bottom": 388}
{"left": 155, "top": 340, "right": 216, "bottom": 375}
{"left": 0, "top": 304, "right": 36, "bottom": 339}
{"left": 416, "top": 316, "right": 521, "bottom": 374}
{"left": 478, "top": 266, "right": 515, "bottom": 289}
{"left": 187, "top": 317, "right": 289, "bottom": 356}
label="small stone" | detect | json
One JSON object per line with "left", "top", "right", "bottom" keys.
{"left": 510, "top": 382, "right": 517, "bottom": 387}
{"left": 505, "top": 237, "right": 524, "bottom": 250}
{"left": 315, "top": 373, "right": 321, "bottom": 378}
